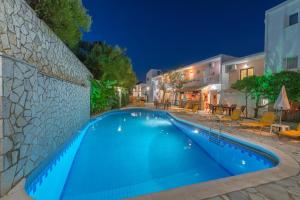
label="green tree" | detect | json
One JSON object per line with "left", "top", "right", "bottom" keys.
{"left": 100, "top": 46, "right": 137, "bottom": 89}
{"left": 169, "top": 71, "right": 184, "bottom": 105}
{"left": 231, "top": 76, "right": 269, "bottom": 118}
{"left": 265, "top": 71, "right": 300, "bottom": 103}
{"left": 232, "top": 71, "right": 300, "bottom": 118}
{"left": 79, "top": 41, "right": 137, "bottom": 112}
{"left": 27, "top": 0, "right": 91, "bottom": 49}
{"left": 78, "top": 42, "right": 137, "bottom": 89}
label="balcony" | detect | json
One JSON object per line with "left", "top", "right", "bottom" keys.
{"left": 182, "top": 79, "right": 204, "bottom": 88}
{"left": 204, "top": 74, "right": 219, "bottom": 85}
{"left": 175, "top": 75, "right": 220, "bottom": 92}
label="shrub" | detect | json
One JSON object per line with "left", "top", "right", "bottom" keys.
{"left": 90, "top": 79, "right": 118, "bottom": 114}
{"left": 27, "top": 0, "right": 91, "bottom": 49}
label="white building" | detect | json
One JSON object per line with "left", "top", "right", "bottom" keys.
{"left": 151, "top": 55, "right": 236, "bottom": 109}
{"left": 221, "top": 52, "right": 265, "bottom": 117}
{"left": 132, "top": 82, "right": 148, "bottom": 100}
{"left": 265, "top": 0, "right": 300, "bottom": 73}
{"left": 146, "top": 69, "right": 162, "bottom": 102}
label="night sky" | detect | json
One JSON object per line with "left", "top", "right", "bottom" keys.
{"left": 82, "top": 0, "right": 286, "bottom": 81}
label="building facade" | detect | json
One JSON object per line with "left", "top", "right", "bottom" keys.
{"left": 146, "top": 69, "right": 162, "bottom": 102}
{"left": 265, "top": 0, "right": 300, "bottom": 73}
{"left": 221, "top": 53, "right": 265, "bottom": 117}
{"left": 151, "top": 55, "right": 236, "bottom": 110}
{"left": 132, "top": 82, "right": 148, "bottom": 100}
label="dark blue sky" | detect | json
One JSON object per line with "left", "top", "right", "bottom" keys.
{"left": 82, "top": 0, "right": 285, "bottom": 81}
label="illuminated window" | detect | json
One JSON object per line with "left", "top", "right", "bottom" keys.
{"left": 189, "top": 70, "right": 194, "bottom": 79}
{"left": 289, "top": 13, "right": 298, "bottom": 26}
{"left": 240, "top": 68, "right": 254, "bottom": 80}
{"left": 285, "top": 56, "right": 298, "bottom": 69}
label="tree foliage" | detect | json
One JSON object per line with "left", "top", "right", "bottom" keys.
{"left": 232, "top": 76, "right": 269, "bottom": 117}
{"left": 27, "top": 0, "right": 91, "bottom": 49}
{"left": 265, "top": 71, "right": 300, "bottom": 103}
{"left": 168, "top": 71, "right": 184, "bottom": 104}
{"left": 78, "top": 41, "right": 137, "bottom": 89}
{"left": 79, "top": 41, "right": 137, "bottom": 113}
{"left": 169, "top": 71, "right": 184, "bottom": 90}
{"left": 91, "top": 79, "right": 118, "bottom": 114}
{"left": 231, "top": 71, "right": 300, "bottom": 118}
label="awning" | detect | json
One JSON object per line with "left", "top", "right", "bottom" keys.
{"left": 200, "top": 84, "right": 221, "bottom": 92}
{"left": 221, "top": 88, "right": 238, "bottom": 93}
{"left": 176, "top": 86, "right": 201, "bottom": 92}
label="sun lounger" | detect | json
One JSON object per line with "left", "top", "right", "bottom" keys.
{"left": 240, "top": 112, "right": 276, "bottom": 130}
{"left": 279, "top": 123, "right": 300, "bottom": 138}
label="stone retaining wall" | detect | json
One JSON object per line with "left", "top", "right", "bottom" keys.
{"left": 0, "top": 0, "right": 91, "bottom": 196}
{"left": 0, "top": 0, "right": 92, "bottom": 86}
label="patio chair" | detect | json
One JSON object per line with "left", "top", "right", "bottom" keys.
{"left": 220, "top": 109, "right": 242, "bottom": 126}
{"left": 184, "top": 102, "right": 192, "bottom": 111}
{"left": 208, "top": 106, "right": 223, "bottom": 120}
{"left": 140, "top": 100, "right": 145, "bottom": 107}
{"left": 240, "top": 112, "right": 276, "bottom": 131}
{"left": 192, "top": 104, "right": 199, "bottom": 113}
{"left": 214, "top": 106, "right": 224, "bottom": 115}
{"left": 241, "top": 105, "right": 246, "bottom": 117}
{"left": 279, "top": 123, "right": 300, "bottom": 138}
{"left": 230, "top": 104, "right": 237, "bottom": 110}
{"left": 227, "top": 104, "right": 237, "bottom": 115}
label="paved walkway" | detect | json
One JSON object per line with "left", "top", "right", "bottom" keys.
{"left": 170, "top": 110, "right": 300, "bottom": 200}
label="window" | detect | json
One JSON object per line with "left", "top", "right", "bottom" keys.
{"left": 240, "top": 68, "right": 254, "bottom": 80}
{"left": 289, "top": 13, "right": 298, "bottom": 26}
{"left": 284, "top": 56, "right": 298, "bottom": 69}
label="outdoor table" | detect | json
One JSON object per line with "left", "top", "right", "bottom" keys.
{"left": 270, "top": 124, "right": 290, "bottom": 134}
{"left": 222, "top": 106, "right": 235, "bottom": 115}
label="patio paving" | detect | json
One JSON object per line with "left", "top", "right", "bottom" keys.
{"left": 168, "top": 109, "right": 300, "bottom": 200}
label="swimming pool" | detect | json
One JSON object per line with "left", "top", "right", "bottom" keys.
{"left": 25, "top": 109, "right": 279, "bottom": 200}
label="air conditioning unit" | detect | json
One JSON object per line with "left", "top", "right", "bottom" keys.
{"left": 225, "top": 64, "right": 237, "bottom": 73}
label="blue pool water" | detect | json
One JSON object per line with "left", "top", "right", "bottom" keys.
{"left": 26, "top": 109, "right": 278, "bottom": 200}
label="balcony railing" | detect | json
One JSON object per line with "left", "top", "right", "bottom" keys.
{"left": 180, "top": 75, "right": 219, "bottom": 89}
{"left": 182, "top": 79, "right": 204, "bottom": 88}
{"left": 204, "top": 74, "right": 219, "bottom": 85}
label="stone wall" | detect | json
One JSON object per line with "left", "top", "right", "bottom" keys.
{"left": 0, "top": 0, "right": 92, "bottom": 196}
{"left": 0, "top": 0, "right": 91, "bottom": 86}
{"left": 0, "top": 55, "right": 90, "bottom": 196}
